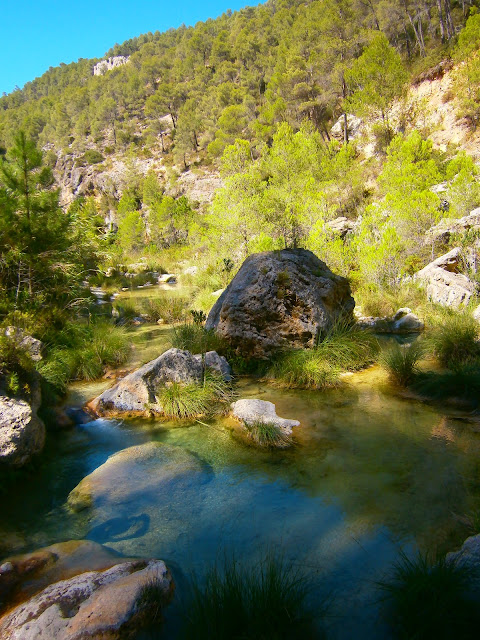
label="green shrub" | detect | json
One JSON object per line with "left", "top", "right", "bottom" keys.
{"left": 378, "top": 552, "right": 479, "bottom": 640}
{"left": 141, "top": 295, "right": 189, "bottom": 323}
{"left": 77, "top": 149, "right": 104, "bottom": 165}
{"left": 182, "top": 554, "right": 317, "bottom": 640}
{"left": 428, "top": 314, "right": 480, "bottom": 369}
{"left": 171, "top": 322, "right": 224, "bottom": 354}
{"left": 268, "top": 323, "right": 379, "bottom": 389}
{"left": 158, "top": 371, "right": 235, "bottom": 419}
{"left": 380, "top": 341, "right": 424, "bottom": 387}
{"left": 244, "top": 420, "right": 293, "bottom": 448}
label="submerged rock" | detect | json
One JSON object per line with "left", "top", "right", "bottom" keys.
{"left": 206, "top": 249, "right": 355, "bottom": 359}
{"left": 446, "top": 533, "right": 480, "bottom": 591}
{"left": 0, "top": 559, "right": 172, "bottom": 640}
{"left": 415, "top": 248, "right": 477, "bottom": 308}
{"left": 231, "top": 399, "right": 300, "bottom": 435}
{"left": 88, "top": 347, "right": 231, "bottom": 417}
{"left": 0, "top": 396, "right": 45, "bottom": 468}
{"left": 67, "top": 442, "right": 204, "bottom": 513}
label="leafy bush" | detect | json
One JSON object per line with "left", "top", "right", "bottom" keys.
{"left": 269, "top": 323, "right": 379, "bottom": 389}
{"left": 182, "top": 554, "right": 317, "bottom": 640}
{"left": 158, "top": 371, "right": 235, "bottom": 419}
{"left": 244, "top": 420, "right": 293, "bottom": 449}
{"left": 380, "top": 341, "right": 424, "bottom": 387}
{"left": 378, "top": 552, "right": 479, "bottom": 640}
{"left": 171, "top": 322, "right": 224, "bottom": 354}
{"left": 141, "top": 295, "right": 189, "bottom": 323}
{"left": 77, "top": 149, "right": 104, "bottom": 165}
{"left": 428, "top": 314, "right": 480, "bottom": 369}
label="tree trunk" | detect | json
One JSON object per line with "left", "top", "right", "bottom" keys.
{"left": 443, "top": 0, "right": 455, "bottom": 40}
{"left": 436, "top": 0, "right": 446, "bottom": 42}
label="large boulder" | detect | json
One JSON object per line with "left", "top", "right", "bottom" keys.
{"left": 67, "top": 442, "right": 204, "bottom": 513}
{"left": 414, "top": 248, "right": 477, "bottom": 308}
{"left": 0, "top": 396, "right": 45, "bottom": 468}
{"left": 4, "top": 327, "right": 43, "bottom": 362}
{"left": 88, "top": 348, "right": 231, "bottom": 417}
{"left": 232, "top": 399, "right": 300, "bottom": 435}
{"left": 205, "top": 249, "right": 355, "bottom": 358}
{"left": 0, "top": 559, "right": 172, "bottom": 640}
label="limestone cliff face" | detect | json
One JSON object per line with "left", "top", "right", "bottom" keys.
{"left": 93, "top": 56, "right": 129, "bottom": 76}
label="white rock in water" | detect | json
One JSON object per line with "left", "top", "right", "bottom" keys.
{"left": 231, "top": 399, "right": 300, "bottom": 435}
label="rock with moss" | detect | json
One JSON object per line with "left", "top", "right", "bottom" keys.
{"left": 206, "top": 249, "right": 355, "bottom": 359}
{"left": 0, "top": 396, "right": 45, "bottom": 468}
{"left": 67, "top": 442, "right": 204, "bottom": 513}
{"left": 0, "top": 558, "right": 172, "bottom": 640}
{"left": 88, "top": 347, "right": 231, "bottom": 417}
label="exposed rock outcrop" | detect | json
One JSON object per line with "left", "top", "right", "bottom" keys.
{"left": 205, "top": 249, "right": 355, "bottom": 359}
{"left": 330, "top": 114, "right": 362, "bottom": 141}
{"left": 0, "top": 559, "right": 172, "bottom": 640}
{"left": 326, "top": 216, "right": 355, "bottom": 239}
{"left": 415, "top": 248, "right": 477, "bottom": 307}
{"left": 0, "top": 396, "right": 45, "bottom": 468}
{"left": 4, "top": 327, "right": 43, "bottom": 362}
{"left": 232, "top": 399, "right": 299, "bottom": 435}
{"left": 356, "top": 308, "right": 424, "bottom": 334}
{"left": 88, "top": 348, "right": 231, "bottom": 417}
{"left": 93, "top": 56, "right": 130, "bottom": 76}
{"left": 67, "top": 442, "right": 204, "bottom": 513}
{"left": 425, "top": 207, "right": 480, "bottom": 245}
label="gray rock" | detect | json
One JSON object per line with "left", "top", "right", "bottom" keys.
{"left": 425, "top": 207, "right": 480, "bottom": 245}
{"left": 206, "top": 249, "right": 354, "bottom": 359}
{"left": 415, "top": 248, "right": 477, "bottom": 307}
{"left": 0, "top": 559, "right": 172, "bottom": 640}
{"left": 356, "top": 308, "right": 424, "bottom": 334}
{"left": 93, "top": 56, "right": 130, "bottom": 76}
{"left": 446, "top": 533, "right": 480, "bottom": 591}
{"left": 88, "top": 348, "right": 230, "bottom": 416}
{"left": 326, "top": 216, "right": 355, "bottom": 239}
{"left": 194, "top": 351, "right": 233, "bottom": 382}
{"left": 0, "top": 396, "right": 45, "bottom": 468}
{"left": 67, "top": 442, "right": 204, "bottom": 513}
{"left": 231, "top": 399, "right": 300, "bottom": 435}
{"left": 473, "top": 304, "right": 480, "bottom": 323}
{"left": 158, "top": 273, "right": 177, "bottom": 284}
{"left": 330, "top": 114, "right": 362, "bottom": 141}
{"left": 4, "top": 327, "right": 43, "bottom": 362}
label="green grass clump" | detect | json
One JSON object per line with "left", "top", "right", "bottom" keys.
{"left": 269, "top": 323, "right": 379, "bottom": 389}
{"left": 182, "top": 555, "right": 316, "bottom": 640}
{"left": 136, "top": 575, "right": 170, "bottom": 623}
{"left": 380, "top": 341, "right": 424, "bottom": 387}
{"left": 142, "top": 295, "right": 190, "bottom": 323}
{"left": 414, "top": 364, "right": 480, "bottom": 407}
{"left": 378, "top": 552, "right": 479, "bottom": 640}
{"left": 158, "top": 371, "right": 235, "bottom": 419}
{"left": 245, "top": 420, "right": 293, "bottom": 448}
{"left": 37, "top": 321, "right": 130, "bottom": 391}
{"left": 171, "top": 322, "right": 224, "bottom": 354}
{"left": 428, "top": 314, "right": 480, "bottom": 369}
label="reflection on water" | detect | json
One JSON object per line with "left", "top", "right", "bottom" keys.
{"left": 2, "top": 370, "right": 480, "bottom": 639}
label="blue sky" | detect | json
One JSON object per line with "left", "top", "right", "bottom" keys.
{"left": 0, "top": 0, "right": 264, "bottom": 95}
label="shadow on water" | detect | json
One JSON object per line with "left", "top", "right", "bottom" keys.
{"left": 88, "top": 514, "right": 150, "bottom": 543}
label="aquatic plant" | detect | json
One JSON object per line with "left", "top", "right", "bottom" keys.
{"left": 244, "top": 420, "right": 293, "bottom": 448}
{"left": 380, "top": 341, "right": 424, "bottom": 387}
{"left": 158, "top": 371, "right": 235, "bottom": 419}
{"left": 378, "top": 552, "right": 479, "bottom": 640}
{"left": 182, "top": 554, "right": 317, "bottom": 640}
{"left": 428, "top": 314, "right": 480, "bottom": 369}
{"left": 171, "top": 322, "right": 224, "bottom": 354}
{"left": 268, "top": 322, "right": 379, "bottom": 389}
{"left": 136, "top": 575, "right": 170, "bottom": 622}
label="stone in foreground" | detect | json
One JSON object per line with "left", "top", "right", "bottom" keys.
{"left": 0, "top": 396, "right": 45, "bottom": 468}
{"left": 88, "top": 347, "right": 231, "bottom": 416}
{"left": 446, "top": 533, "right": 480, "bottom": 591}
{"left": 206, "top": 249, "right": 355, "bottom": 358}
{"left": 67, "top": 441, "right": 204, "bottom": 513}
{"left": 415, "top": 248, "right": 477, "bottom": 308}
{"left": 232, "top": 399, "right": 300, "bottom": 435}
{"left": 0, "top": 559, "right": 172, "bottom": 640}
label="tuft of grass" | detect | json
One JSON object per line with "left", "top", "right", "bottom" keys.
{"left": 378, "top": 551, "right": 479, "bottom": 640}
{"left": 182, "top": 554, "right": 317, "bottom": 640}
{"left": 136, "top": 575, "right": 170, "bottom": 622}
{"left": 414, "top": 364, "right": 480, "bottom": 407}
{"left": 171, "top": 322, "right": 224, "bottom": 354}
{"left": 142, "top": 295, "right": 190, "bottom": 323}
{"left": 380, "top": 341, "right": 424, "bottom": 387}
{"left": 268, "top": 323, "right": 379, "bottom": 389}
{"left": 428, "top": 314, "right": 480, "bottom": 369}
{"left": 244, "top": 420, "right": 293, "bottom": 448}
{"left": 158, "top": 371, "right": 235, "bottom": 419}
